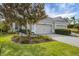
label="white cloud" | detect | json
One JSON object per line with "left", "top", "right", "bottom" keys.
{"left": 47, "top": 12, "right": 77, "bottom": 18}
{"left": 55, "top": 12, "right": 76, "bottom": 17}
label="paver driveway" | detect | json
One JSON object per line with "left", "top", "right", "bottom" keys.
{"left": 46, "top": 33, "right": 79, "bottom": 47}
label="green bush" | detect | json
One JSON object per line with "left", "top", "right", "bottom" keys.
{"left": 8, "top": 30, "right": 17, "bottom": 34}
{"left": 55, "top": 29, "right": 71, "bottom": 35}
{"left": 0, "top": 22, "right": 10, "bottom": 33}
{"left": 19, "top": 29, "right": 27, "bottom": 34}
{"left": 67, "top": 24, "right": 74, "bottom": 28}
{"left": 74, "top": 24, "right": 79, "bottom": 30}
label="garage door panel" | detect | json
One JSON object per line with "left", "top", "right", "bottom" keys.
{"left": 36, "top": 24, "right": 52, "bottom": 34}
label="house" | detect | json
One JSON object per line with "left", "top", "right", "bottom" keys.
{"left": 12, "top": 17, "right": 69, "bottom": 34}
{"left": 31, "top": 17, "right": 69, "bottom": 34}
{"left": 0, "top": 11, "right": 69, "bottom": 34}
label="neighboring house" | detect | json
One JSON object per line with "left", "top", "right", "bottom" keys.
{"left": 12, "top": 17, "right": 69, "bottom": 34}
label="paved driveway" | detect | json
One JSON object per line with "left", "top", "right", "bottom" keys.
{"left": 46, "top": 33, "right": 79, "bottom": 47}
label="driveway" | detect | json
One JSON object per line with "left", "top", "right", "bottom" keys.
{"left": 46, "top": 33, "right": 79, "bottom": 47}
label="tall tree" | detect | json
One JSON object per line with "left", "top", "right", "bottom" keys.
{"left": 0, "top": 3, "right": 47, "bottom": 43}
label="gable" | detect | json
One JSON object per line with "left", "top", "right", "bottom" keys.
{"left": 36, "top": 17, "right": 69, "bottom": 25}
{"left": 53, "top": 17, "right": 68, "bottom": 23}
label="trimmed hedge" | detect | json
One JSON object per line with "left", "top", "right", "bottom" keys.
{"left": 55, "top": 29, "right": 71, "bottom": 35}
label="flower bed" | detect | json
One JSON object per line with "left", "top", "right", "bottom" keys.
{"left": 12, "top": 35, "right": 54, "bottom": 44}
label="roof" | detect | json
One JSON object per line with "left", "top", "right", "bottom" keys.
{"left": 52, "top": 17, "right": 69, "bottom": 22}
{"left": 37, "top": 17, "right": 69, "bottom": 24}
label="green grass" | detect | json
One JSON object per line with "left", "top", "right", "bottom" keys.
{"left": 0, "top": 34, "right": 79, "bottom": 56}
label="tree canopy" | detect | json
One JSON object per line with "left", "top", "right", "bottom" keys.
{"left": 0, "top": 3, "right": 47, "bottom": 25}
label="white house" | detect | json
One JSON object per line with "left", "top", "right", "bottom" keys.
{"left": 31, "top": 17, "right": 69, "bottom": 34}
{"left": 12, "top": 17, "right": 69, "bottom": 34}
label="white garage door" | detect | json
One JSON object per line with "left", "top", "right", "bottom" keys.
{"left": 36, "top": 24, "right": 52, "bottom": 34}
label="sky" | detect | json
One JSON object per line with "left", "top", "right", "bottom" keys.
{"left": 45, "top": 3, "right": 79, "bottom": 20}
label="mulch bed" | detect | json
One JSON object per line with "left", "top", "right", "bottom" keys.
{"left": 12, "top": 35, "right": 54, "bottom": 44}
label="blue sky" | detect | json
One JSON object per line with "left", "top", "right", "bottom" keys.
{"left": 45, "top": 3, "right": 79, "bottom": 20}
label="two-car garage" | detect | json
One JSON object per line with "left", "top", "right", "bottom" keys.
{"left": 35, "top": 24, "right": 53, "bottom": 34}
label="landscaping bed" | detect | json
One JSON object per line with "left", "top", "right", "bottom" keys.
{"left": 12, "top": 35, "right": 53, "bottom": 44}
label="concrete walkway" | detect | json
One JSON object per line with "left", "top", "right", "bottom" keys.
{"left": 47, "top": 33, "right": 79, "bottom": 47}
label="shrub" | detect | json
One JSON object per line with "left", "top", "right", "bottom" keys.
{"left": 12, "top": 36, "right": 29, "bottom": 44}
{"left": 67, "top": 24, "right": 74, "bottom": 28}
{"left": 55, "top": 29, "right": 71, "bottom": 35}
{"left": 74, "top": 24, "right": 79, "bottom": 30}
{"left": 19, "top": 29, "right": 27, "bottom": 34}
{"left": 32, "top": 35, "right": 53, "bottom": 43}
{"left": 0, "top": 22, "right": 10, "bottom": 33}
{"left": 12, "top": 36, "right": 20, "bottom": 43}
{"left": 8, "top": 30, "right": 17, "bottom": 34}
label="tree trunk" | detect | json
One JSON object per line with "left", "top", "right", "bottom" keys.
{"left": 10, "top": 23, "right": 13, "bottom": 32}
{"left": 25, "top": 24, "right": 27, "bottom": 34}
{"left": 28, "top": 24, "right": 32, "bottom": 44}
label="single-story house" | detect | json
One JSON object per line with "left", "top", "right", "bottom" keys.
{"left": 12, "top": 17, "right": 69, "bottom": 34}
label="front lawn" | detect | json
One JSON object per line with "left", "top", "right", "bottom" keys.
{"left": 0, "top": 34, "right": 79, "bottom": 56}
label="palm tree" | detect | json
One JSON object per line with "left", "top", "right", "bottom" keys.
{"left": 71, "top": 16, "right": 76, "bottom": 25}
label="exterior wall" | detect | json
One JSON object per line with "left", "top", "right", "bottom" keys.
{"left": 32, "top": 17, "right": 68, "bottom": 34}
{"left": 12, "top": 23, "right": 16, "bottom": 32}
{"left": 37, "top": 17, "right": 54, "bottom": 24}
{"left": 31, "top": 24, "right": 36, "bottom": 33}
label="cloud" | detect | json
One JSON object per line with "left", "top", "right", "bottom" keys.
{"left": 47, "top": 12, "right": 77, "bottom": 18}
{"left": 55, "top": 12, "right": 77, "bottom": 17}
{"left": 45, "top": 3, "right": 78, "bottom": 18}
